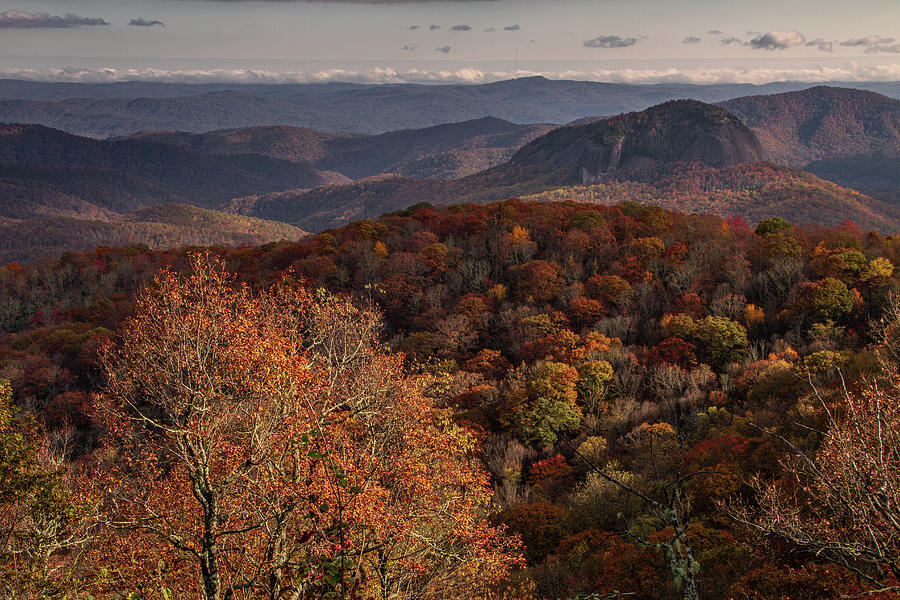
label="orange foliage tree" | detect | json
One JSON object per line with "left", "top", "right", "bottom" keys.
{"left": 93, "top": 253, "right": 519, "bottom": 600}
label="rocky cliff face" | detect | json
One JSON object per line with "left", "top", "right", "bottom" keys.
{"left": 510, "top": 100, "right": 767, "bottom": 182}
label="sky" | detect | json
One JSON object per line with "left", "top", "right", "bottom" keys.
{"left": 0, "top": 0, "right": 897, "bottom": 85}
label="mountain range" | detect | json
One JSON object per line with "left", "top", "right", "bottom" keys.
{"left": 0, "top": 116, "right": 556, "bottom": 260}
{"left": 1, "top": 82, "right": 899, "bottom": 261}
{"left": 226, "top": 93, "right": 900, "bottom": 233}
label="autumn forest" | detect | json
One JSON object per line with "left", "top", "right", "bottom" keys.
{"left": 1, "top": 192, "right": 900, "bottom": 598}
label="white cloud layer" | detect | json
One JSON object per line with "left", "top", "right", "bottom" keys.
{"left": 0, "top": 63, "right": 898, "bottom": 86}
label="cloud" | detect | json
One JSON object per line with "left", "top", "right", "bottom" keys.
{"left": 867, "top": 43, "right": 900, "bottom": 54}
{"left": 720, "top": 37, "right": 743, "bottom": 45}
{"left": 484, "top": 27, "right": 496, "bottom": 32}
{"left": 583, "top": 35, "right": 639, "bottom": 48}
{"left": 435, "top": 46, "right": 453, "bottom": 54}
{"left": 707, "top": 29, "right": 723, "bottom": 35}
{"left": 5, "top": 63, "right": 900, "bottom": 86}
{"left": 504, "top": 24, "right": 521, "bottom": 31}
{"left": 429, "top": 24, "right": 440, "bottom": 30}
{"left": 407, "top": 25, "right": 419, "bottom": 30}
{"left": 450, "top": 24, "right": 471, "bottom": 31}
{"left": 841, "top": 35, "right": 894, "bottom": 47}
{"left": 841, "top": 36, "right": 900, "bottom": 54}
{"left": 682, "top": 36, "right": 701, "bottom": 44}
{"left": 401, "top": 44, "right": 416, "bottom": 51}
{"left": 748, "top": 30, "right": 805, "bottom": 50}
{"left": 805, "top": 38, "right": 833, "bottom": 52}
{"left": 130, "top": 18, "right": 165, "bottom": 27}
{"left": 0, "top": 10, "right": 109, "bottom": 28}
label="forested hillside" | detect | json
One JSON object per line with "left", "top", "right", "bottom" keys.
{"left": 722, "top": 86, "right": 900, "bottom": 166}
{"left": 0, "top": 124, "right": 331, "bottom": 260}
{"left": 0, "top": 124, "right": 342, "bottom": 208}
{"left": 0, "top": 203, "right": 306, "bottom": 263}
{"left": 722, "top": 87, "right": 900, "bottom": 201}
{"left": 3, "top": 199, "right": 900, "bottom": 598}
{"left": 231, "top": 161, "right": 900, "bottom": 234}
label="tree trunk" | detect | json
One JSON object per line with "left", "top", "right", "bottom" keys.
{"left": 187, "top": 452, "right": 221, "bottom": 600}
{"left": 199, "top": 496, "right": 221, "bottom": 600}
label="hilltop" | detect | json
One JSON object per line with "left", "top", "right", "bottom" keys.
{"left": 0, "top": 203, "right": 305, "bottom": 263}
{"left": 232, "top": 162, "right": 897, "bottom": 234}
{"left": 722, "top": 86, "right": 900, "bottom": 199}
{"left": 722, "top": 86, "right": 900, "bottom": 166}
{"left": 510, "top": 100, "right": 766, "bottom": 180}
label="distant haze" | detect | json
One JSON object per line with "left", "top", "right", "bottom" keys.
{"left": 0, "top": 0, "right": 895, "bottom": 85}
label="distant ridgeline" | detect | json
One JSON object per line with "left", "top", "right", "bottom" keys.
{"left": 0, "top": 76, "right": 897, "bottom": 137}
